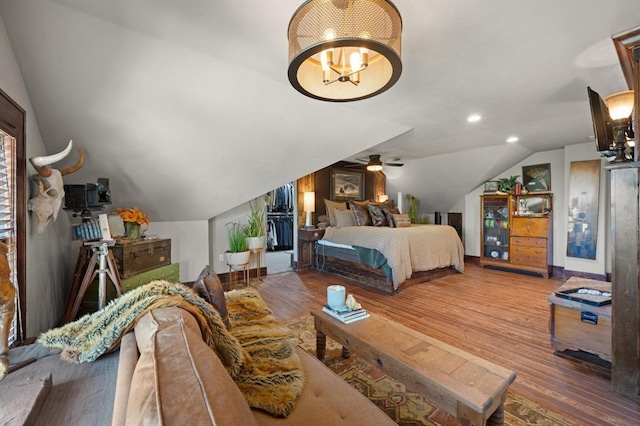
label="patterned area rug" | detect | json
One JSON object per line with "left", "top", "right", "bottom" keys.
{"left": 287, "top": 315, "right": 577, "bottom": 426}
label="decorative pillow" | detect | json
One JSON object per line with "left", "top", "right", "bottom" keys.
{"left": 324, "top": 199, "right": 347, "bottom": 227}
{"left": 392, "top": 213, "right": 412, "bottom": 227}
{"left": 382, "top": 206, "right": 400, "bottom": 227}
{"left": 349, "top": 200, "right": 372, "bottom": 226}
{"left": 190, "top": 266, "right": 230, "bottom": 329}
{"left": 334, "top": 208, "right": 356, "bottom": 228}
{"left": 367, "top": 203, "right": 389, "bottom": 227}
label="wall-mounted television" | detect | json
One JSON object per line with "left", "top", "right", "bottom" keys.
{"left": 587, "top": 86, "right": 614, "bottom": 152}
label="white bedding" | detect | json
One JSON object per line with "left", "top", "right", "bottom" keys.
{"left": 321, "top": 225, "right": 465, "bottom": 289}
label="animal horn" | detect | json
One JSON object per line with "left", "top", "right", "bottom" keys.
{"left": 29, "top": 140, "right": 73, "bottom": 178}
{"left": 59, "top": 149, "right": 84, "bottom": 175}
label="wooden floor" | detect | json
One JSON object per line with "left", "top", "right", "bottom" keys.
{"left": 257, "top": 262, "right": 640, "bottom": 426}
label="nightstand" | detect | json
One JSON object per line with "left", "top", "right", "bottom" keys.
{"left": 297, "top": 228, "right": 325, "bottom": 270}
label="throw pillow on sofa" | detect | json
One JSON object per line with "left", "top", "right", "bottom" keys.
{"left": 189, "top": 266, "right": 230, "bottom": 329}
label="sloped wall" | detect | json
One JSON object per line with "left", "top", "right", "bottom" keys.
{"left": 0, "top": 16, "right": 74, "bottom": 337}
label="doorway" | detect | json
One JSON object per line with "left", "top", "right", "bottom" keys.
{"left": 265, "top": 183, "right": 295, "bottom": 274}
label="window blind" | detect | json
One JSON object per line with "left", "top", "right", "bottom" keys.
{"left": 0, "top": 130, "right": 18, "bottom": 346}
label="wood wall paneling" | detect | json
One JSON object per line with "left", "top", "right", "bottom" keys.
{"left": 310, "top": 162, "right": 387, "bottom": 225}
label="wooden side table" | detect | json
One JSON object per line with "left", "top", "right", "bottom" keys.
{"left": 297, "top": 228, "right": 325, "bottom": 270}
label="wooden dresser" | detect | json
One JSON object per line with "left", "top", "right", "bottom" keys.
{"left": 510, "top": 216, "right": 551, "bottom": 278}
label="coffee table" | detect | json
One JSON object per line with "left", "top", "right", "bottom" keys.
{"left": 311, "top": 310, "right": 516, "bottom": 426}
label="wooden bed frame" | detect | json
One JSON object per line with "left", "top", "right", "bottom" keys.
{"left": 317, "top": 255, "right": 459, "bottom": 294}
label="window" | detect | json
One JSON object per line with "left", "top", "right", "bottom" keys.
{"left": 0, "top": 88, "right": 26, "bottom": 344}
{"left": 0, "top": 130, "right": 18, "bottom": 345}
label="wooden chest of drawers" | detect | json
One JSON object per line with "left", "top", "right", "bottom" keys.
{"left": 509, "top": 217, "right": 551, "bottom": 278}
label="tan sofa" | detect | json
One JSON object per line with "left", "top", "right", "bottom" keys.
{"left": 112, "top": 306, "right": 395, "bottom": 426}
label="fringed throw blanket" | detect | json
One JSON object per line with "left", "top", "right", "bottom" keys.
{"left": 38, "top": 280, "right": 244, "bottom": 374}
{"left": 37, "top": 281, "right": 304, "bottom": 417}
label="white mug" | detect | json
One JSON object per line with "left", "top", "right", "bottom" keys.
{"left": 327, "top": 285, "right": 346, "bottom": 310}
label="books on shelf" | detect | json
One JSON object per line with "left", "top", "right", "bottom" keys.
{"left": 322, "top": 305, "right": 370, "bottom": 324}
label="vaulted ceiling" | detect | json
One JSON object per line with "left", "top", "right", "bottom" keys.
{"left": 1, "top": 1, "right": 637, "bottom": 221}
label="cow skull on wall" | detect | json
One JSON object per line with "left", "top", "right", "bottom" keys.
{"left": 28, "top": 140, "right": 84, "bottom": 234}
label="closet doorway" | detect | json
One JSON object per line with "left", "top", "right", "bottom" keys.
{"left": 265, "top": 183, "right": 295, "bottom": 274}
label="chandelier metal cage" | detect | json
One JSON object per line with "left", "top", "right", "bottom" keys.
{"left": 288, "top": 0, "right": 402, "bottom": 102}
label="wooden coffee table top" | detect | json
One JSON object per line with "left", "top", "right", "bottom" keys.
{"left": 311, "top": 309, "right": 516, "bottom": 425}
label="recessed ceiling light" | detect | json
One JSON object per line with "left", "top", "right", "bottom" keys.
{"left": 467, "top": 114, "right": 481, "bottom": 122}
{"left": 506, "top": 136, "right": 519, "bottom": 143}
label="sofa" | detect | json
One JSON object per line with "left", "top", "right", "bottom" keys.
{"left": 4, "top": 265, "right": 395, "bottom": 425}
{"left": 112, "top": 305, "right": 396, "bottom": 425}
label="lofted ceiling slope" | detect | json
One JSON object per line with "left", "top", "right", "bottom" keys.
{"left": 0, "top": 1, "right": 638, "bottom": 220}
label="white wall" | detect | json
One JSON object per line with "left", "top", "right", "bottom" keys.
{"left": 209, "top": 202, "right": 257, "bottom": 275}
{"left": 462, "top": 142, "right": 607, "bottom": 276}
{"left": 0, "top": 15, "right": 75, "bottom": 337}
{"left": 147, "top": 221, "right": 209, "bottom": 282}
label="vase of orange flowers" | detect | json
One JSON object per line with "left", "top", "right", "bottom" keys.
{"left": 115, "top": 207, "right": 149, "bottom": 240}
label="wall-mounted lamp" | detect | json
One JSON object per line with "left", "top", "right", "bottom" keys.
{"left": 303, "top": 191, "right": 315, "bottom": 229}
{"left": 604, "top": 90, "right": 635, "bottom": 163}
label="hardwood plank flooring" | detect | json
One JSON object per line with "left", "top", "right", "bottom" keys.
{"left": 257, "top": 262, "right": 640, "bottom": 426}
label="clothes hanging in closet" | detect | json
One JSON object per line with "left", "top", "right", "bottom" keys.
{"left": 267, "top": 216, "right": 293, "bottom": 251}
{"left": 268, "top": 183, "right": 295, "bottom": 213}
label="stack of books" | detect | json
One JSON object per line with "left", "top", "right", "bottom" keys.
{"left": 322, "top": 305, "right": 370, "bottom": 324}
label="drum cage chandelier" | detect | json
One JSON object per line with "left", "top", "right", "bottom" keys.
{"left": 288, "top": 0, "right": 402, "bottom": 102}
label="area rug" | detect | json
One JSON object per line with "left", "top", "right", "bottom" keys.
{"left": 287, "top": 315, "right": 577, "bottom": 426}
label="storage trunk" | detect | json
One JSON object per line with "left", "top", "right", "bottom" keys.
{"left": 111, "top": 238, "right": 171, "bottom": 278}
{"left": 80, "top": 262, "right": 180, "bottom": 316}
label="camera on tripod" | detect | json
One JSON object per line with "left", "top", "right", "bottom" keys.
{"left": 64, "top": 178, "right": 111, "bottom": 211}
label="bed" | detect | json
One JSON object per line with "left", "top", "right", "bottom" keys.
{"left": 316, "top": 224, "right": 464, "bottom": 294}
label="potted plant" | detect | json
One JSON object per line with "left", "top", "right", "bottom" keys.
{"left": 244, "top": 196, "right": 268, "bottom": 250}
{"left": 405, "top": 194, "right": 419, "bottom": 224}
{"left": 497, "top": 175, "right": 521, "bottom": 194}
{"left": 225, "top": 222, "right": 250, "bottom": 269}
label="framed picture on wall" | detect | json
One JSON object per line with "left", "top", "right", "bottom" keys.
{"left": 484, "top": 181, "right": 499, "bottom": 192}
{"left": 522, "top": 163, "right": 551, "bottom": 192}
{"left": 331, "top": 169, "right": 364, "bottom": 201}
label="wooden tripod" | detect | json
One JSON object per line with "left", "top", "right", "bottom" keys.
{"left": 64, "top": 241, "right": 123, "bottom": 323}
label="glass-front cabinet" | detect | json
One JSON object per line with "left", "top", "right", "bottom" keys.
{"left": 480, "top": 195, "right": 511, "bottom": 263}
{"left": 480, "top": 193, "right": 553, "bottom": 278}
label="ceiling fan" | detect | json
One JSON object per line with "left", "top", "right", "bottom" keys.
{"left": 353, "top": 154, "right": 404, "bottom": 171}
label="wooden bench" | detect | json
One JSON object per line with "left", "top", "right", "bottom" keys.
{"left": 311, "top": 310, "right": 516, "bottom": 426}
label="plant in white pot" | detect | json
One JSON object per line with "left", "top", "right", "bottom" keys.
{"left": 244, "top": 196, "right": 268, "bottom": 250}
{"left": 225, "top": 222, "right": 250, "bottom": 269}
